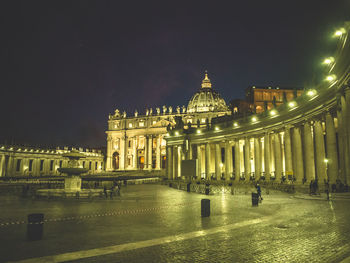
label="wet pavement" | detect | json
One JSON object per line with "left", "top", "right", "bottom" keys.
{"left": 0, "top": 184, "right": 349, "bottom": 263}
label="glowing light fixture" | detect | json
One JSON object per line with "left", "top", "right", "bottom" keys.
{"left": 324, "top": 158, "right": 329, "bottom": 163}
{"left": 270, "top": 110, "right": 277, "bottom": 116}
{"left": 166, "top": 133, "right": 169, "bottom": 137}
{"left": 252, "top": 116, "right": 257, "bottom": 122}
{"left": 219, "top": 163, "right": 224, "bottom": 168}
{"left": 334, "top": 28, "right": 345, "bottom": 37}
{"left": 175, "top": 131, "right": 179, "bottom": 136}
{"left": 323, "top": 57, "right": 334, "bottom": 65}
{"left": 197, "top": 129, "right": 201, "bottom": 134}
{"left": 288, "top": 101, "right": 296, "bottom": 108}
{"left": 233, "top": 122, "right": 238, "bottom": 127}
{"left": 326, "top": 75, "right": 336, "bottom": 82}
{"left": 215, "top": 127, "right": 219, "bottom": 131}
{"left": 307, "top": 90, "right": 316, "bottom": 96}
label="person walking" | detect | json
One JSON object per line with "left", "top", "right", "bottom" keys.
{"left": 103, "top": 186, "right": 108, "bottom": 199}
{"left": 110, "top": 186, "right": 115, "bottom": 199}
{"left": 325, "top": 181, "right": 330, "bottom": 201}
{"left": 256, "top": 183, "right": 263, "bottom": 202}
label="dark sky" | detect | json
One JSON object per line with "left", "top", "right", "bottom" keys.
{"left": 0, "top": 0, "right": 349, "bottom": 148}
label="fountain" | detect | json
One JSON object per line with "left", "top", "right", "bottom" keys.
{"left": 36, "top": 150, "right": 103, "bottom": 198}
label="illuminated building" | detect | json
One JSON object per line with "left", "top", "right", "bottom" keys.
{"left": 246, "top": 86, "right": 304, "bottom": 113}
{"left": 0, "top": 146, "right": 104, "bottom": 177}
{"left": 165, "top": 23, "right": 350, "bottom": 188}
{"left": 106, "top": 72, "right": 231, "bottom": 171}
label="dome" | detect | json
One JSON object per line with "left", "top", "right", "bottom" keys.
{"left": 187, "top": 72, "right": 228, "bottom": 113}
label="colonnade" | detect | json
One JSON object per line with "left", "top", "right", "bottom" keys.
{"left": 0, "top": 149, "right": 104, "bottom": 177}
{"left": 166, "top": 86, "right": 350, "bottom": 186}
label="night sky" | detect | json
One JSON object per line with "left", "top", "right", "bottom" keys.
{"left": 1, "top": 1, "right": 349, "bottom": 148}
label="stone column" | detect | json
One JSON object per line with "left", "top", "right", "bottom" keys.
{"left": 0, "top": 154, "right": 5, "bottom": 177}
{"left": 197, "top": 144, "right": 202, "bottom": 180}
{"left": 133, "top": 136, "right": 137, "bottom": 169}
{"left": 234, "top": 140, "right": 240, "bottom": 181}
{"left": 293, "top": 126, "right": 304, "bottom": 183}
{"left": 303, "top": 122, "right": 316, "bottom": 182}
{"left": 178, "top": 146, "right": 182, "bottom": 179}
{"left": 325, "top": 112, "right": 338, "bottom": 184}
{"left": 337, "top": 106, "right": 346, "bottom": 183}
{"left": 187, "top": 140, "right": 193, "bottom": 160}
{"left": 314, "top": 120, "right": 326, "bottom": 183}
{"left": 225, "top": 141, "right": 232, "bottom": 180}
{"left": 215, "top": 143, "right": 221, "bottom": 180}
{"left": 167, "top": 146, "right": 173, "bottom": 179}
{"left": 120, "top": 135, "right": 126, "bottom": 170}
{"left": 205, "top": 143, "right": 211, "bottom": 180}
{"left": 274, "top": 132, "right": 282, "bottom": 181}
{"left": 338, "top": 96, "right": 350, "bottom": 185}
{"left": 6, "top": 155, "right": 13, "bottom": 177}
{"left": 270, "top": 135, "right": 275, "bottom": 178}
{"left": 173, "top": 146, "right": 178, "bottom": 179}
{"left": 156, "top": 135, "right": 161, "bottom": 170}
{"left": 106, "top": 137, "right": 113, "bottom": 171}
{"left": 254, "top": 137, "right": 261, "bottom": 179}
{"left": 342, "top": 88, "right": 350, "bottom": 184}
{"left": 149, "top": 136, "right": 153, "bottom": 170}
{"left": 264, "top": 133, "right": 271, "bottom": 181}
{"left": 144, "top": 135, "right": 149, "bottom": 170}
{"left": 244, "top": 138, "right": 250, "bottom": 179}
{"left": 284, "top": 127, "right": 293, "bottom": 176}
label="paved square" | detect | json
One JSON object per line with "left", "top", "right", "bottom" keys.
{"left": 0, "top": 184, "right": 349, "bottom": 262}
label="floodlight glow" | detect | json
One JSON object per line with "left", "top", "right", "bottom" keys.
{"left": 175, "top": 131, "right": 179, "bottom": 136}
{"left": 324, "top": 158, "right": 329, "bottom": 163}
{"left": 252, "top": 117, "right": 257, "bottom": 122}
{"left": 220, "top": 163, "right": 224, "bottom": 168}
{"left": 197, "top": 129, "right": 201, "bottom": 134}
{"left": 288, "top": 101, "right": 296, "bottom": 108}
{"left": 215, "top": 127, "right": 219, "bottom": 131}
{"left": 307, "top": 90, "right": 316, "bottom": 96}
{"left": 334, "top": 28, "right": 345, "bottom": 37}
{"left": 323, "top": 57, "right": 334, "bottom": 65}
{"left": 270, "top": 110, "right": 277, "bottom": 116}
{"left": 166, "top": 133, "right": 169, "bottom": 137}
{"left": 233, "top": 122, "right": 238, "bottom": 127}
{"left": 326, "top": 75, "right": 336, "bottom": 82}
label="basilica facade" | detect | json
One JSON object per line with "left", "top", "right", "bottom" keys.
{"left": 106, "top": 72, "right": 231, "bottom": 171}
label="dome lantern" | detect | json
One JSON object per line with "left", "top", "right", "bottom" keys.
{"left": 187, "top": 71, "right": 228, "bottom": 113}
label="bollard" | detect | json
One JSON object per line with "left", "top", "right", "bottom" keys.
{"left": 252, "top": 193, "right": 259, "bottom": 207}
{"left": 27, "top": 213, "right": 44, "bottom": 241}
{"left": 187, "top": 183, "right": 191, "bottom": 192}
{"left": 201, "top": 199, "right": 210, "bottom": 217}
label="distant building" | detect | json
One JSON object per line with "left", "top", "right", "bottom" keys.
{"left": 106, "top": 72, "right": 231, "bottom": 171}
{"left": 245, "top": 86, "right": 304, "bottom": 113}
{"left": 0, "top": 145, "right": 104, "bottom": 177}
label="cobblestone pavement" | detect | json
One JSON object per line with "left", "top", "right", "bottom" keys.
{"left": 0, "top": 184, "right": 349, "bottom": 263}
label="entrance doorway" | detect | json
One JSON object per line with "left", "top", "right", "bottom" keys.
{"left": 139, "top": 156, "right": 144, "bottom": 169}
